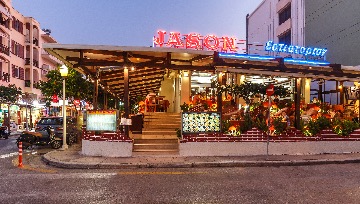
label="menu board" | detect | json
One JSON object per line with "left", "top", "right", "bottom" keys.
{"left": 182, "top": 112, "right": 221, "bottom": 133}
{"left": 86, "top": 110, "right": 117, "bottom": 131}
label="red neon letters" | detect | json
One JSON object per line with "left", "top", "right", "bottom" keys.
{"left": 153, "top": 31, "right": 238, "bottom": 52}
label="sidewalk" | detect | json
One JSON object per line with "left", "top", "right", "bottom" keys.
{"left": 42, "top": 144, "right": 360, "bottom": 169}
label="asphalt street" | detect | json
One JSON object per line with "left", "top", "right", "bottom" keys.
{"left": 1, "top": 135, "right": 360, "bottom": 203}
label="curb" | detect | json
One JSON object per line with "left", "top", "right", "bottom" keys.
{"left": 42, "top": 153, "right": 360, "bottom": 169}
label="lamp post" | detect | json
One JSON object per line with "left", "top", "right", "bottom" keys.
{"left": 59, "top": 65, "right": 68, "bottom": 150}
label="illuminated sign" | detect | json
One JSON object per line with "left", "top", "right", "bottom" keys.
{"left": 182, "top": 112, "right": 221, "bottom": 133}
{"left": 153, "top": 30, "right": 242, "bottom": 52}
{"left": 265, "top": 41, "right": 327, "bottom": 57}
{"left": 86, "top": 110, "right": 117, "bottom": 132}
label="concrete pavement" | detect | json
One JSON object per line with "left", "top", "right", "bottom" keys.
{"left": 42, "top": 143, "right": 360, "bottom": 169}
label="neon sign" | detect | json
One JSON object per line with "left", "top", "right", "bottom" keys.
{"left": 153, "top": 30, "right": 240, "bottom": 52}
{"left": 265, "top": 41, "right": 327, "bottom": 57}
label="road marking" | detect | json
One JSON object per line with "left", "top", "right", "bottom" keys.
{"left": 1, "top": 150, "right": 37, "bottom": 159}
{"left": 118, "top": 171, "right": 207, "bottom": 175}
{"left": 0, "top": 152, "right": 18, "bottom": 159}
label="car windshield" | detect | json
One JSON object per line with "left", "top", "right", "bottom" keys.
{"left": 37, "top": 118, "right": 62, "bottom": 125}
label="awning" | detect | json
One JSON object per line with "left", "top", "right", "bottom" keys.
{"left": 43, "top": 44, "right": 215, "bottom": 99}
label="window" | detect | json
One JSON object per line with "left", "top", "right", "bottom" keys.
{"left": 10, "top": 40, "right": 24, "bottom": 59}
{"left": 279, "top": 5, "right": 291, "bottom": 25}
{"left": 279, "top": 30, "right": 291, "bottom": 45}
{"left": 11, "top": 65, "right": 19, "bottom": 78}
{"left": 12, "top": 17, "right": 23, "bottom": 34}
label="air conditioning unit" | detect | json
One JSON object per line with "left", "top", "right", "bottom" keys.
{"left": 42, "top": 64, "right": 50, "bottom": 70}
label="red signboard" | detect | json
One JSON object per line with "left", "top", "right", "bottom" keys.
{"left": 153, "top": 30, "right": 241, "bottom": 52}
{"left": 52, "top": 94, "right": 58, "bottom": 103}
{"left": 266, "top": 84, "right": 275, "bottom": 96}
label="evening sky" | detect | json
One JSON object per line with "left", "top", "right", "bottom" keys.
{"left": 12, "top": 0, "right": 263, "bottom": 47}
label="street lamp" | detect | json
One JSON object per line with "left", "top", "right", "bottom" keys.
{"left": 59, "top": 65, "right": 68, "bottom": 150}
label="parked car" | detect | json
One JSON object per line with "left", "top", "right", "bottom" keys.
{"left": 35, "top": 116, "right": 80, "bottom": 144}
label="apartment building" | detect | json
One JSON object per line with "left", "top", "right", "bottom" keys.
{"left": 0, "top": 0, "right": 60, "bottom": 126}
{"left": 246, "top": 0, "right": 305, "bottom": 58}
{"left": 246, "top": 0, "right": 359, "bottom": 105}
{"left": 247, "top": 0, "right": 360, "bottom": 65}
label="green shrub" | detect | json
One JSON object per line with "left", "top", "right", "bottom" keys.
{"left": 255, "top": 118, "right": 268, "bottom": 133}
{"left": 240, "top": 113, "right": 253, "bottom": 133}
{"left": 333, "top": 120, "right": 359, "bottom": 136}
{"left": 272, "top": 117, "right": 287, "bottom": 135}
{"left": 302, "top": 116, "right": 331, "bottom": 136}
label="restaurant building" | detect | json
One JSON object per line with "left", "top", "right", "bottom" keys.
{"left": 44, "top": 27, "right": 360, "bottom": 156}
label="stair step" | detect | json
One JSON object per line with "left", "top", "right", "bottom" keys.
{"left": 132, "top": 151, "right": 179, "bottom": 156}
{"left": 132, "top": 149, "right": 179, "bottom": 153}
{"left": 142, "top": 131, "right": 177, "bottom": 135}
{"left": 133, "top": 139, "right": 179, "bottom": 144}
{"left": 140, "top": 135, "right": 179, "bottom": 139}
{"left": 133, "top": 145, "right": 179, "bottom": 151}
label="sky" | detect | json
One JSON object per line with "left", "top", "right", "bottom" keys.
{"left": 12, "top": 0, "right": 263, "bottom": 47}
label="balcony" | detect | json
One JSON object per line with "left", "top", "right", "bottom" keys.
{"left": 25, "top": 58, "right": 31, "bottom": 65}
{"left": 1, "top": 72, "right": 10, "bottom": 82}
{"left": 276, "top": 0, "right": 291, "bottom": 13}
{"left": 33, "top": 59, "right": 39, "bottom": 68}
{"left": 25, "top": 80, "right": 31, "bottom": 87}
{"left": 33, "top": 38, "right": 39, "bottom": 46}
{"left": 33, "top": 81, "right": 41, "bottom": 89}
{"left": 41, "top": 49, "right": 62, "bottom": 64}
{"left": 0, "top": 43, "right": 10, "bottom": 56}
{"left": 276, "top": 18, "right": 291, "bottom": 37}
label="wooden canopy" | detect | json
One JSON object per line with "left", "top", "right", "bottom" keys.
{"left": 43, "top": 44, "right": 214, "bottom": 99}
{"left": 44, "top": 43, "right": 360, "bottom": 101}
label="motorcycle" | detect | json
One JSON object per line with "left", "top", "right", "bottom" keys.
{"left": 16, "top": 126, "right": 62, "bottom": 149}
{"left": 0, "top": 126, "right": 10, "bottom": 139}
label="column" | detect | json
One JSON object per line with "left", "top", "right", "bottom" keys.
{"left": 180, "top": 71, "right": 191, "bottom": 106}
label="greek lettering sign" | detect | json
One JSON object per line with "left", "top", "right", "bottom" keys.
{"left": 265, "top": 41, "right": 327, "bottom": 57}
{"left": 153, "top": 30, "right": 242, "bottom": 52}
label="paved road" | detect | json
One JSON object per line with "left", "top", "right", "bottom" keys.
{"left": 1, "top": 136, "right": 360, "bottom": 203}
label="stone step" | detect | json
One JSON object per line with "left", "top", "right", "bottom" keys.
{"left": 143, "top": 125, "right": 180, "bottom": 130}
{"left": 132, "top": 150, "right": 179, "bottom": 155}
{"left": 144, "top": 118, "right": 180, "bottom": 122}
{"left": 143, "top": 121, "right": 181, "bottom": 125}
{"left": 133, "top": 143, "right": 179, "bottom": 151}
{"left": 132, "top": 151, "right": 180, "bottom": 156}
{"left": 133, "top": 138, "right": 179, "bottom": 144}
{"left": 133, "top": 139, "right": 179, "bottom": 152}
{"left": 142, "top": 131, "right": 178, "bottom": 135}
{"left": 144, "top": 112, "right": 181, "bottom": 116}
{"left": 140, "top": 135, "right": 179, "bottom": 139}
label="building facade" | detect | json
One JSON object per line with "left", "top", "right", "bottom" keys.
{"left": 305, "top": 0, "right": 360, "bottom": 66}
{"left": 246, "top": 0, "right": 305, "bottom": 58}
{"left": 247, "top": 0, "right": 359, "bottom": 106}
{"left": 0, "top": 0, "right": 60, "bottom": 126}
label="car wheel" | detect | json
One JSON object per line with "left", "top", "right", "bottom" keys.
{"left": 51, "top": 140, "right": 62, "bottom": 149}
{"left": 4, "top": 135, "right": 8, "bottom": 139}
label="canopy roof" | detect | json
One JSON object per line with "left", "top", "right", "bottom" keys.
{"left": 43, "top": 44, "right": 214, "bottom": 99}
{"left": 44, "top": 43, "right": 360, "bottom": 100}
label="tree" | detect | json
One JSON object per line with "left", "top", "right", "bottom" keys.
{"left": 39, "top": 67, "right": 94, "bottom": 114}
{"left": 0, "top": 84, "right": 22, "bottom": 131}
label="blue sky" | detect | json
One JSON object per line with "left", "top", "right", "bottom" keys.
{"left": 12, "top": 0, "right": 263, "bottom": 46}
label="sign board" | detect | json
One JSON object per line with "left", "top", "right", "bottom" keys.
{"left": 86, "top": 110, "right": 117, "bottom": 131}
{"left": 182, "top": 112, "right": 221, "bottom": 133}
{"left": 153, "top": 30, "right": 243, "bottom": 52}
{"left": 265, "top": 41, "right": 327, "bottom": 57}
{"left": 266, "top": 84, "right": 275, "bottom": 96}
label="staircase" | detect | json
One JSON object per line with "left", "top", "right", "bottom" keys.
{"left": 132, "top": 112, "right": 181, "bottom": 155}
